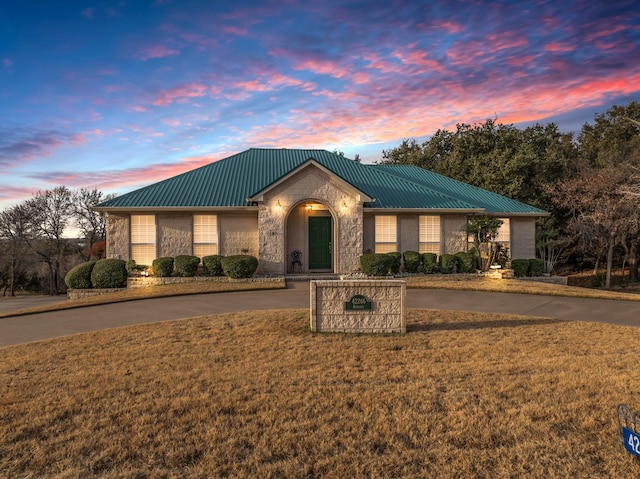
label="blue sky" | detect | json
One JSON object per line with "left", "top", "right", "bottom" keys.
{"left": 1, "top": 0, "right": 639, "bottom": 210}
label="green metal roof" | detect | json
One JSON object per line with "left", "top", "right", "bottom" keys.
{"left": 98, "top": 148, "right": 546, "bottom": 214}
{"left": 372, "top": 164, "right": 547, "bottom": 214}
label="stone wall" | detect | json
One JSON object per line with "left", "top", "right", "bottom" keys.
{"left": 258, "top": 164, "right": 364, "bottom": 274}
{"left": 106, "top": 213, "right": 130, "bottom": 260}
{"left": 158, "top": 214, "right": 192, "bottom": 257}
{"left": 68, "top": 288, "right": 127, "bottom": 300}
{"left": 220, "top": 214, "right": 259, "bottom": 256}
{"left": 442, "top": 215, "right": 467, "bottom": 253}
{"left": 510, "top": 217, "right": 536, "bottom": 259}
{"left": 310, "top": 280, "right": 406, "bottom": 333}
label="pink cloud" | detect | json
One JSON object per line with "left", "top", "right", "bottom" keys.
{"left": 137, "top": 45, "right": 180, "bottom": 61}
{"left": 0, "top": 185, "right": 39, "bottom": 202}
{"left": 152, "top": 83, "right": 211, "bottom": 106}
{"left": 544, "top": 42, "right": 575, "bottom": 53}
{"left": 222, "top": 25, "right": 248, "bottom": 36}
{"left": 430, "top": 20, "right": 463, "bottom": 34}
{"left": 3, "top": 58, "right": 13, "bottom": 68}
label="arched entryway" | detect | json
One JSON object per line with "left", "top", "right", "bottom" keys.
{"left": 286, "top": 201, "right": 335, "bottom": 273}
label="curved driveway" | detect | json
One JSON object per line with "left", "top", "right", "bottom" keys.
{"left": 1, "top": 282, "right": 639, "bottom": 347}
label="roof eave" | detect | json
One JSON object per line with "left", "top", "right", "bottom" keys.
{"left": 93, "top": 206, "right": 258, "bottom": 213}
{"left": 364, "top": 207, "right": 486, "bottom": 214}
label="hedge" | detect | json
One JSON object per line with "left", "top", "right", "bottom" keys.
{"left": 90, "top": 259, "right": 127, "bottom": 288}
{"left": 203, "top": 255, "right": 224, "bottom": 276}
{"left": 422, "top": 253, "right": 438, "bottom": 274}
{"left": 512, "top": 259, "right": 529, "bottom": 278}
{"left": 65, "top": 261, "right": 97, "bottom": 289}
{"left": 402, "top": 251, "right": 420, "bottom": 273}
{"left": 439, "top": 254, "right": 458, "bottom": 274}
{"left": 386, "top": 252, "right": 402, "bottom": 274}
{"left": 221, "top": 255, "right": 258, "bottom": 279}
{"left": 529, "top": 258, "right": 545, "bottom": 277}
{"left": 360, "top": 254, "right": 393, "bottom": 276}
{"left": 454, "top": 252, "right": 477, "bottom": 273}
{"left": 174, "top": 255, "right": 200, "bottom": 277}
{"left": 152, "top": 257, "right": 174, "bottom": 277}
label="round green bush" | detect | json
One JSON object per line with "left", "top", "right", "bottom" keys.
{"left": 152, "top": 257, "right": 174, "bottom": 277}
{"left": 174, "top": 255, "right": 200, "bottom": 277}
{"left": 422, "top": 253, "right": 438, "bottom": 274}
{"left": 386, "top": 252, "right": 402, "bottom": 274}
{"left": 90, "top": 259, "right": 127, "bottom": 288}
{"left": 65, "top": 261, "right": 97, "bottom": 289}
{"left": 439, "top": 254, "right": 458, "bottom": 274}
{"left": 403, "top": 251, "right": 421, "bottom": 273}
{"left": 221, "top": 255, "right": 258, "bottom": 279}
{"left": 511, "top": 259, "right": 529, "bottom": 278}
{"left": 360, "top": 254, "right": 393, "bottom": 276}
{"left": 454, "top": 252, "right": 477, "bottom": 273}
{"left": 125, "top": 260, "right": 137, "bottom": 273}
{"left": 203, "top": 255, "right": 224, "bottom": 276}
{"left": 528, "top": 258, "right": 545, "bottom": 277}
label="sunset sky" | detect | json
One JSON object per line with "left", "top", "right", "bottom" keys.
{"left": 1, "top": 0, "right": 639, "bottom": 210}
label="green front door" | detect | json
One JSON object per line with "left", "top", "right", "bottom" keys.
{"left": 308, "top": 216, "right": 332, "bottom": 270}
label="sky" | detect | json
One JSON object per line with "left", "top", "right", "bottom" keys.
{"left": 1, "top": 0, "right": 639, "bottom": 211}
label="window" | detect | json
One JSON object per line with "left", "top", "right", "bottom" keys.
{"left": 375, "top": 216, "right": 397, "bottom": 253}
{"left": 419, "top": 216, "right": 440, "bottom": 254}
{"left": 131, "top": 215, "right": 156, "bottom": 266}
{"left": 194, "top": 214, "right": 218, "bottom": 258}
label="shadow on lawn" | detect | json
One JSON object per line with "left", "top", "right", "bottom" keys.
{"left": 407, "top": 317, "right": 564, "bottom": 332}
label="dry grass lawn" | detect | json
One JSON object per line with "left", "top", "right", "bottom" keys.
{"left": 2, "top": 309, "right": 639, "bottom": 478}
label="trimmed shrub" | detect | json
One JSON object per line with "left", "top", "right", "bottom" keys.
{"left": 403, "top": 251, "right": 421, "bottom": 273}
{"left": 439, "top": 254, "right": 458, "bottom": 274}
{"left": 203, "top": 255, "right": 224, "bottom": 276}
{"left": 512, "top": 259, "right": 529, "bottom": 278}
{"left": 221, "top": 255, "right": 258, "bottom": 279}
{"left": 422, "top": 253, "right": 438, "bottom": 274}
{"left": 174, "top": 255, "right": 200, "bottom": 277}
{"left": 360, "top": 254, "right": 393, "bottom": 276}
{"left": 65, "top": 261, "right": 97, "bottom": 289}
{"left": 152, "top": 257, "right": 174, "bottom": 277}
{"left": 455, "top": 252, "right": 477, "bottom": 273}
{"left": 90, "top": 259, "right": 127, "bottom": 288}
{"left": 529, "top": 258, "right": 545, "bottom": 277}
{"left": 125, "top": 260, "right": 137, "bottom": 273}
{"left": 386, "top": 252, "right": 402, "bottom": 274}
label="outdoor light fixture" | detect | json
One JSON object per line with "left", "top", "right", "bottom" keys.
{"left": 276, "top": 200, "right": 282, "bottom": 210}
{"left": 342, "top": 201, "right": 348, "bottom": 211}
{"left": 306, "top": 203, "right": 313, "bottom": 211}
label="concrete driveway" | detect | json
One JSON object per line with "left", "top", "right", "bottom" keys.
{"left": 1, "top": 282, "right": 639, "bottom": 348}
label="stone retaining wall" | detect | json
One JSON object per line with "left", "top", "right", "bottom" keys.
{"left": 127, "top": 276, "right": 285, "bottom": 288}
{"left": 68, "top": 288, "right": 127, "bottom": 300}
{"left": 310, "top": 280, "right": 405, "bottom": 333}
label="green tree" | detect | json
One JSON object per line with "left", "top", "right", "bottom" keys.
{"left": 463, "top": 216, "right": 503, "bottom": 271}
{"left": 381, "top": 119, "right": 574, "bottom": 212}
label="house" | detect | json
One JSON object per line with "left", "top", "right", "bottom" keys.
{"left": 95, "top": 148, "right": 548, "bottom": 274}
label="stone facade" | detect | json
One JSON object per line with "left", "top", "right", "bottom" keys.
{"left": 258, "top": 165, "right": 364, "bottom": 274}
{"left": 220, "top": 214, "right": 259, "bottom": 256}
{"left": 442, "top": 215, "right": 468, "bottom": 253}
{"left": 510, "top": 217, "right": 536, "bottom": 259}
{"left": 310, "top": 280, "right": 406, "bottom": 333}
{"left": 158, "top": 214, "right": 192, "bottom": 257}
{"left": 106, "top": 213, "right": 130, "bottom": 260}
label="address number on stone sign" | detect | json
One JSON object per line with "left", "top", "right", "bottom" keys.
{"left": 623, "top": 427, "right": 640, "bottom": 457}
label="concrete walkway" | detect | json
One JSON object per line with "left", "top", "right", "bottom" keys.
{"left": 1, "top": 281, "right": 639, "bottom": 348}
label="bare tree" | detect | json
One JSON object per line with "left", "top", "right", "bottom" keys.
{"left": 0, "top": 205, "right": 30, "bottom": 296}
{"left": 22, "top": 186, "right": 75, "bottom": 295}
{"left": 72, "top": 188, "right": 114, "bottom": 260}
